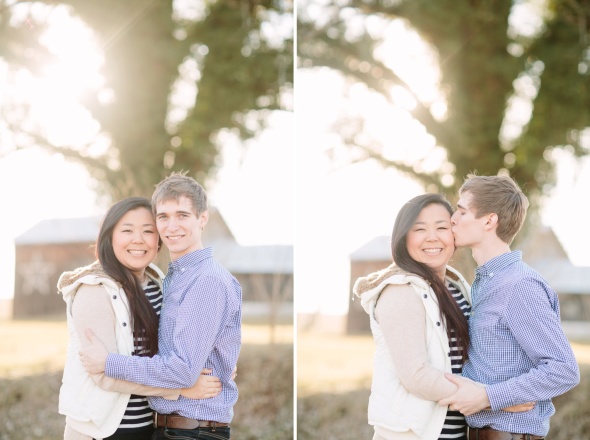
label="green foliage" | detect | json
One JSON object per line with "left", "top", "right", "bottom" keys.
{"left": 298, "top": 0, "right": 590, "bottom": 199}
{"left": 522, "top": 2, "right": 590, "bottom": 155}
{"left": 0, "top": 0, "right": 293, "bottom": 199}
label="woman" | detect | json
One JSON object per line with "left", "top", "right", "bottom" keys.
{"left": 58, "top": 197, "right": 220, "bottom": 440}
{"left": 353, "top": 194, "right": 531, "bottom": 440}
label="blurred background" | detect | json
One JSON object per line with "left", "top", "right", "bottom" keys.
{"left": 3, "top": 0, "right": 590, "bottom": 438}
{"left": 296, "top": 1, "right": 590, "bottom": 439}
{"left": 0, "top": 1, "right": 293, "bottom": 439}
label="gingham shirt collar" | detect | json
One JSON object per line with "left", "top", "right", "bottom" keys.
{"left": 475, "top": 250, "right": 522, "bottom": 278}
{"left": 167, "top": 246, "right": 213, "bottom": 273}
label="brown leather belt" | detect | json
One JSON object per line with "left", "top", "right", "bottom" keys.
{"left": 468, "top": 427, "right": 544, "bottom": 440}
{"left": 153, "top": 413, "right": 229, "bottom": 430}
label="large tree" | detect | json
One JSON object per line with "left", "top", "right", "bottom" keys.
{"left": 0, "top": 0, "right": 293, "bottom": 199}
{"left": 298, "top": 0, "right": 590, "bottom": 201}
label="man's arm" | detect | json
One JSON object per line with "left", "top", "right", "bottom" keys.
{"left": 438, "top": 374, "right": 535, "bottom": 415}
{"left": 438, "top": 278, "right": 579, "bottom": 415}
{"left": 104, "top": 276, "right": 233, "bottom": 389}
{"left": 484, "top": 278, "right": 580, "bottom": 410}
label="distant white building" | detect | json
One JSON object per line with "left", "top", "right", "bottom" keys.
{"left": 519, "top": 226, "right": 590, "bottom": 338}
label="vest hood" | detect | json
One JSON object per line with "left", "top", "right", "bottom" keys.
{"left": 353, "top": 263, "right": 466, "bottom": 313}
{"left": 57, "top": 260, "right": 164, "bottom": 301}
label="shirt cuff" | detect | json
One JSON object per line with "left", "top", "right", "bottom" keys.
{"left": 485, "top": 382, "right": 514, "bottom": 411}
{"left": 105, "top": 353, "right": 129, "bottom": 380}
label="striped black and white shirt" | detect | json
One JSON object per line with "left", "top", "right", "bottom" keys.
{"left": 116, "top": 279, "right": 163, "bottom": 433}
{"left": 439, "top": 281, "right": 471, "bottom": 439}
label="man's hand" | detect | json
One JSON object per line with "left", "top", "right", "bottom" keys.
{"left": 502, "top": 402, "right": 536, "bottom": 412}
{"left": 181, "top": 368, "right": 222, "bottom": 399}
{"left": 78, "top": 328, "right": 108, "bottom": 374}
{"left": 438, "top": 373, "right": 490, "bottom": 416}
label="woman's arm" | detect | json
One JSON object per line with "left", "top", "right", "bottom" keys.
{"left": 375, "top": 284, "right": 457, "bottom": 401}
{"left": 72, "top": 285, "right": 180, "bottom": 399}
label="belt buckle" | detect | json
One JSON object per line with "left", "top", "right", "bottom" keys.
{"left": 153, "top": 413, "right": 167, "bottom": 429}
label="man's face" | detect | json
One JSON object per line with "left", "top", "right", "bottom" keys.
{"left": 155, "top": 196, "right": 208, "bottom": 261}
{"left": 451, "top": 191, "right": 487, "bottom": 248}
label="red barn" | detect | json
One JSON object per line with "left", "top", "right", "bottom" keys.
{"left": 13, "top": 209, "right": 293, "bottom": 321}
{"left": 13, "top": 216, "right": 101, "bottom": 317}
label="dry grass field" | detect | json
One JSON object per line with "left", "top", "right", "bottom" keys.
{"left": 0, "top": 319, "right": 293, "bottom": 440}
{"left": 297, "top": 331, "right": 590, "bottom": 440}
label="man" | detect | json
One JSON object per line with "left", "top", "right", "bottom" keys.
{"left": 81, "top": 172, "right": 242, "bottom": 440}
{"left": 439, "top": 174, "right": 579, "bottom": 439}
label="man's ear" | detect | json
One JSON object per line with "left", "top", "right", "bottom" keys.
{"left": 199, "top": 210, "right": 209, "bottom": 230}
{"left": 484, "top": 213, "right": 498, "bottom": 230}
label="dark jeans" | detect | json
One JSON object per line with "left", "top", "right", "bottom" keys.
{"left": 151, "top": 427, "right": 230, "bottom": 440}
{"left": 98, "top": 427, "right": 155, "bottom": 440}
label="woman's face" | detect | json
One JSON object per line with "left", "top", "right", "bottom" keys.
{"left": 112, "top": 207, "right": 159, "bottom": 279}
{"left": 406, "top": 203, "right": 455, "bottom": 277}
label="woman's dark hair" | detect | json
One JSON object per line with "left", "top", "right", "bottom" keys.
{"left": 391, "top": 193, "right": 469, "bottom": 363}
{"left": 96, "top": 197, "right": 161, "bottom": 357}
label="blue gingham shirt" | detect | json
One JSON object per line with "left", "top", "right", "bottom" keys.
{"left": 463, "top": 251, "right": 579, "bottom": 435}
{"left": 105, "top": 247, "right": 242, "bottom": 423}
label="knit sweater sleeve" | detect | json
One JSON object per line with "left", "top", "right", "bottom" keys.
{"left": 375, "top": 284, "right": 457, "bottom": 401}
{"left": 72, "top": 284, "right": 180, "bottom": 399}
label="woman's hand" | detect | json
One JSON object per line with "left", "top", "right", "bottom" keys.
{"left": 502, "top": 402, "right": 536, "bottom": 412}
{"left": 78, "top": 329, "right": 108, "bottom": 374}
{"left": 180, "top": 368, "right": 222, "bottom": 399}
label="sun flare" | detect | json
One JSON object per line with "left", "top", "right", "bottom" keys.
{"left": 11, "top": 4, "right": 105, "bottom": 148}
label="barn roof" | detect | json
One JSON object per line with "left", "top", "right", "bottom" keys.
{"left": 14, "top": 211, "right": 293, "bottom": 274}
{"left": 519, "top": 225, "right": 569, "bottom": 262}
{"left": 531, "top": 260, "right": 590, "bottom": 295}
{"left": 15, "top": 216, "right": 102, "bottom": 245}
{"left": 14, "top": 206, "right": 235, "bottom": 246}
{"left": 518, "top": 225, "right": 590, "bottom": 294}
{"left": 214, "top": 240, "right": 293, "bottom": 274}
{"left": 350, "top": 236, "right": 390, "bottom": 262}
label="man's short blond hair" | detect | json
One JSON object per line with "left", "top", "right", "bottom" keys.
{"left": 152, "top": 171, "right": 207, "bottom": 216}
{"left": 459, "top": 174, "right": 529, "bottom": 244}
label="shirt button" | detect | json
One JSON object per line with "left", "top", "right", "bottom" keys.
{"left": 122, "top": 322, "right": 127, "bottom": 327}
{"left": 448, "top": 352, "right": 451, "bottom": 357}
{"left": 423, "top": 294, "right": 427, "bottom": 299}
{"left": 112, "top": 295, "right": 117, "bottom": 299}
{"left": 436, "top": 322, "right": 441, "bottom": 326}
